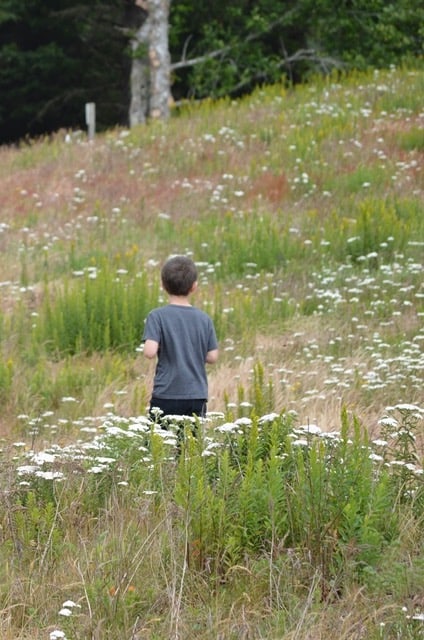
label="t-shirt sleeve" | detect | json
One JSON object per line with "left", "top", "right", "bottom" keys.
{"left": 142, "top": 311, "right": 161, "bottom": 343}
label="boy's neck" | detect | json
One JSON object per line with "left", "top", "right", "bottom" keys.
{"left": 168, "top": 294, "right": 192, "bottom": 306}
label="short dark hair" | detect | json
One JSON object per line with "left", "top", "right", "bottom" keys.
{"left": 161, "top": 255, "right": 198, "bottom": 296}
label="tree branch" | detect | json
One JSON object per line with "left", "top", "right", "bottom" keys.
{"left": 173, "top": 47, "right": 344, "bottom": 94}
{"left": 171, "top": 14, "right": 294, "bottom": 71}
{"left": 172, "top": 48, "right": 344, "bottom": 106}
{"left": 171, "top": 47, "right": 226, "bottom": 71}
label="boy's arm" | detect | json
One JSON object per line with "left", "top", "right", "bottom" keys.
{"left": 206, "top": 349, "right": 219, "bottom": 364}
{"left": 143, "top": 339, "right": 159, "bottom": 359}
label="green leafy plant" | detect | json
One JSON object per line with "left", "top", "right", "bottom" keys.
{"left": 35, "top": 264, "right": 159, "bottom": 356}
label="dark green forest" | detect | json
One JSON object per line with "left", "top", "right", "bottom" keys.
{"left": 0, "top": 0, "right": 422, "bottom": 145}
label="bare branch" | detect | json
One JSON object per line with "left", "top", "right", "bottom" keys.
{"left": 285, "top": 49, "right": 344, "bottom": 69}
{"left": 181, "top": 35, "right": 193, "bottom": 61}
{"left": 172, "top": 46, "right": 343, "bottom": 91}
{"left": 171, "top": 14, "right": 294, "bottom": 72}
{"left": 194, "top": 50, "right": 344, "bottom": 99}
{"left": 171, "top": 47, "right": 227, "bottom": 71}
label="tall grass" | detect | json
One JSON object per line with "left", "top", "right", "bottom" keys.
{"left": 1, "top": 402, "right": 423, "bottom": 638}
{"left": 34, "top": 263, "right": 159, "bottom": 356}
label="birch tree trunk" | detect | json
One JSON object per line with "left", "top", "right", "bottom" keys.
{"left": 147, "top": 0, "right": 171, "bottom": 120}
{"left": 129, "top": 16, "right": 151, "bottom": 126}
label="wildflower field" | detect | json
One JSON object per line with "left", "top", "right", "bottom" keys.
{"left": 0, "top": 64, "right": 423, "bottom": 639}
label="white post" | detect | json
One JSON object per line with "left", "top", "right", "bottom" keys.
{"left": 85, "top": 102, "right": 96, "bottom": 140}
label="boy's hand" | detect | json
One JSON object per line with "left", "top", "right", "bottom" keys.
{"left": 206, "top": 349, "right": 219, "bottom": 364}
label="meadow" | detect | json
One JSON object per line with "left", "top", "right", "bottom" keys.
{"left": 0, "top": 64, "right": 423, "bottom": 639}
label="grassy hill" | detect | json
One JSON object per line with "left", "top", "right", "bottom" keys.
{"left": 0, "top": 64, "right": 423, "bottom": 639}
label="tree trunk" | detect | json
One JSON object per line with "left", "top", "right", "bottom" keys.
{"left": 147, "top": 0, "right": 171, "bottom": 120}
{"left": 129, "top": 23, "right": 151, "bottom": 126}
{"left": 129, "top": 55, "right": 149, "bottom": 126}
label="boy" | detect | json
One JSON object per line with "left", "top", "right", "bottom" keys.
{"left": 143, "top": 255, "right": 219, "bottom": 418}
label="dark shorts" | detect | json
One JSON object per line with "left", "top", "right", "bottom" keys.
{"left": 149, "top": 397, "right": 207, "bottom": 419}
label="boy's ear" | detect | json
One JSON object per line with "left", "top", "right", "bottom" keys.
{"left": 190, "top": 281, "right": 198, "bottom": 293}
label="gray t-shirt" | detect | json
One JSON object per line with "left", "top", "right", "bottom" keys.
{"left": 143, "top": 304, "right": 218, "bottom": 399}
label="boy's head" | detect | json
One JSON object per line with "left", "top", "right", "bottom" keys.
{"left": 161, "top": 255, "right": 198, "bottom": 296}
